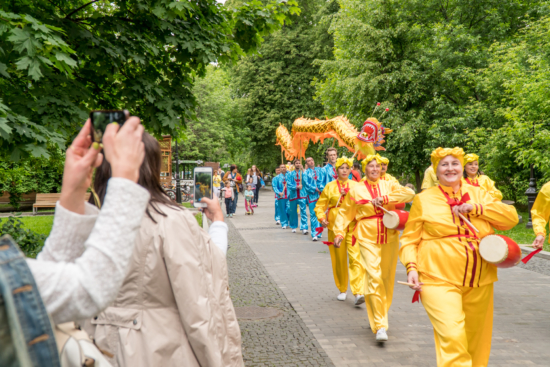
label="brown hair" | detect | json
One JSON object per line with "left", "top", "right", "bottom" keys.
{"left": 89, "top": 132, "right": 181, "bottom": 222}
{"left": 326, "top": 147, "right": 337, "bottom": 155}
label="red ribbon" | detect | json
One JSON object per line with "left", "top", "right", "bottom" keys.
{"left": 315, "top": 227, "right": 323, "bottom": 236}
{"left": 354, "top": 199, "right": 372, "bottom": 205}
{"left": 446, "top": 192, "right": 471, "bottom": 207}
{"left": 412, "top": 291, "right": 420, "bottom": 303}
{"left": 522, "top": 248, "right": 542, "bottom": 264}
{"left": 322, "top": 241, "right": 333, "bottom": 246}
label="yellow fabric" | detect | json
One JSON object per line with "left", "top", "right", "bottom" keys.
{"left": 399, "top": 183, "right": 519, "bottom": 288}
{"left": 532, "top": 181, "right": 550, "bottom": 239}
{"left": 420, "top": 274, "right": 493, "bottom": 367}
{"left": 360, "top": 173, "right": 398, "bottom": 183}
{"left": 345, "top": 229, "right": 366, "bottom": 296}
{"left": 378, "top": 155, "right": 389, "bottom": 165}
{"left": 461, "top": 175, "right": 503, "bottom": 201}
{"left": 430, "top": 147, "right": 465, "bottom": 169}
{"left": 327, "top": 230, "right": 349, "bottom": 293}
{"left": 314, "top": 179, "right": 359, "bottom": 230}
{"left": 421, "top": 165, "right": 439, "bottom": 190}
{"left": 361, "top": 154, "right": 383, "bottom": 172}
{"left": 213, "top": 174, "right": 222, "bottom": 188}
{"left": 463, "top": 153, "right": 479, "bottom": 165}
{"left": 286, "top": 164, "right": 295, "bottom": 172}
{"left": 358, "top": 238, "right": 399, "bottom": 333}
{"left": 335, "top": 156, "right": 354, "bottom": 170}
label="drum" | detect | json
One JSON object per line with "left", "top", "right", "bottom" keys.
{"left": 394, "top": 203, "right": 406, "bottom": 210}
{"left": 479, "top": 235, "right": 521, "bottom": 268}
{"left": 382, "top": 210, "right": 409, "bottom": 231}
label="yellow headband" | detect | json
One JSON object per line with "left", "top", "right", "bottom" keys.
{"left": 335, "top": 157, "right": 354, "bottom": 170}
{"left": 379, "top": 155, "right": 389, "bottom": 165}
{"left": 361, "top": 154, "right": 383, "bottom": 172}
{"left": 463, "top": 153, "right": 479, "bottom": 165}
{"left": 430, "top": 147, "right": 465, "bottom": 169}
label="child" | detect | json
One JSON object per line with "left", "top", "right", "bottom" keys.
{"left": 222, "top": 181, "right": 234, "bottom": 218}
{"left": 246, "top": 168, "right": 257, "bottom": 206}
{"left": 244, "top": 184, "right": 254, "bottom": 215}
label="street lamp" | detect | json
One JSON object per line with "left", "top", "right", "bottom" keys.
{"left": 175, "top": 135, "right": 182, "bottom": 204}
{"left": 525, "top": 164, "right": 537, "bottom": 228}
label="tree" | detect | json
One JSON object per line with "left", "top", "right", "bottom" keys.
{"left": 231, "top": 0, "right": 339, "bottom": 172}
{"left": 0, "top": 0, "right": 299, "bottom": 160}
{"left": 314, "top": 0, "right": 547, "bottom": 191}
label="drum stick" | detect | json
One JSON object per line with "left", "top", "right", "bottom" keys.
{"left": 375, "top": 204, "right": 391, "bottom": 215}
{"left": 325, "top": 194, "right": 344, "bottom": 215}
{"left": 457, "top": 213, "right": 480, "bottom": 233}
{"left": 397, "top": 281, "right": 416, "bottom": 287}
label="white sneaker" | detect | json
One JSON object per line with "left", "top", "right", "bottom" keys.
{"left": 292, "top": 229, "right": 296, "bottom": 233}
{"left": 376, "top": 328, "right": 388, "bottom": 342}
{"left": 337, "top": 292, "right": 347, "bottom": 301}
{"left": 312, "top": 237, "right": 318, "bottom": 242}
{"left": 276, "top": 221, "right": 280, "bottom": 225}
{"left": 282, "top": 226, "right": 287, "bottom": 229}
{"left": 354, "top": 295, "right": 365, "bottom": 306}
{"left": 303, "top": 230, "right": 308, "bottom": 235}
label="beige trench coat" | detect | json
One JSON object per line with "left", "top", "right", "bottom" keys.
{"left": 85, "top": 204, "right": 243, "bottom": 367}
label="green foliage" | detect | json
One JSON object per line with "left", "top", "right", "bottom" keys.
{"left": 0, "top": 0, "right": 299, "bottom": 160}
{"left": 0, "top": 216, "right": 47, "bottom": 258}
{"left": 314, "top": 0, "right": 548, "bottom": 192}
{"left": 231, "top": 0, "right": 338, "bottom": 172}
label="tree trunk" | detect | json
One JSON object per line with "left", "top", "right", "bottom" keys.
{"left": 415, "top": 169, "right": 422, "bottom": 193}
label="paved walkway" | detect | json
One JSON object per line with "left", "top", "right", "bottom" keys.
{"left": 228, "top": 190, "right": 550, "bottom": 366}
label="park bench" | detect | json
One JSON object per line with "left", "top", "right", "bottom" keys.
{"left": 0, "top": 192, "right": 37, "bottom": 205}
{"left": 33, "top": 193, "right": 91, "bottom": 214}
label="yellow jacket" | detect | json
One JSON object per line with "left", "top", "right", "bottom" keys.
{"left": 360, "top": 173, "right": 398, "bottom": 183}
{"left": 333, "top": 179, "right": 415, "bottom": 245}
{"left": 421, "top": 165, "right": 438, "bottom": 190}
{"left": 399, "top": 184, "right": 518, "bottom": 288}
{"left": 314, "top": 179, "right": 359, "bottom": 232}
{"left": 532, "top": 182, "right": 550, "bottom": 240}
{"left": 461, "top": 175, "right": 503, "bottom": 201}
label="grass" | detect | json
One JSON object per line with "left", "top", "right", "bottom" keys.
{"left": 0, "top": 216, "right": 54, "bottom": 237}
{"left": 494, "top": 211, "right": 550, "bottom": 251}
{"left": 181, "top": 202, "right": 193, "bottom": 209}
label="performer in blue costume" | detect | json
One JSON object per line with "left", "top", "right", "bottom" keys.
{"left": 272, "top": 164, "right": 290, "bottom": 229}
{"left": 304, "top": 156, "right": 325, "bottom": 241}
{"left": 273, "top": 167, "right": 281, "bottom": 225}
{"left": 287, "top": 159, "right": 309, "bottom": 234}
{"left": 322, "top": 147, "right": 338, "bottom": 187}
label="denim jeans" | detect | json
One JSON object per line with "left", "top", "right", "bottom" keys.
{"left": 225, "top": 198, "right": 232, "bottom": 215}
{"left": 0, "top": 234, "right": 60, "bottom": 367}
{"left": 231, "top": 191, "right": 239, "bottom": 214}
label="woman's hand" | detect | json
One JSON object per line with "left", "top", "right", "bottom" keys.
{"left": 533, "top": 234, "right": 545, "bottom": 250}
{"left": 200, "top": 197, "right": 224, "bottom": 223}
{"left": 371, "top": 197, "right": 384, "bottom": 207}
{"left": 452, "top": 203, "right": 474, "bottom": 217}
{"left": 333, "top": 235, "right": 343, "bottom": 248}
{"left": 407, "top": 271, "right": 423, "bottom": 291}
{"left": 321, "top": 219, "right": 329, "bottom": 228}
{"left": 60, "top": 119, "right": 104, "bottom": 214}
{"left": 102, "top": 116, "right": 145, "bottom": 183}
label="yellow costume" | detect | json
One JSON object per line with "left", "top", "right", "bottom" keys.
{"left": 400, "top": 147, "right": 518, "bottom": 367}
{"left": 532, "top": 182, "right": 550, "bottom": 242}
{"left": 421, "top": 165, "right": 439, "bottom": 189}
{"left": 333, "top": 164, "right": 414, "bottom": 333}
{"left": 462, "top": 153, "right": 503, "bottom": 201}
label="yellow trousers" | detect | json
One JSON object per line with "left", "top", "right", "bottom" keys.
{"left": 357, "top": 239, "right": 399, "bottom": 333}
{"left": 345, "top": 231, "right": 366, "bottom": 295}
{"left": 328, "top": 230, "right": 349, "bottom": 293}
{"left": 420, "top": 274, "right": 493, "bottom": 367}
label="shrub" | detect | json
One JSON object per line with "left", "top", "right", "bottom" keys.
{"left": 0, "top": 216, "right": 46, "bottom": 258}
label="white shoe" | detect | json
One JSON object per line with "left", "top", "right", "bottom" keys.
{"left": 282, "top": 226, "right": 287, "bottom": 229}
{"left": 376, "top": 328, "right": 388, "bottom": 342}
{"left": 303, "top": 230, "right": 308, "bottom": 235}
{"left": 292, "top": 229, "right": 296, "bottom": 233}
{"left": 276, "top": 221, "right": 280, "bottom": 225}
{"left": 337, "top": 292, "right": 347, "bottom": 301}
{"left": 354, "top": 295, "right": 365, "bottom": 306}
{"left": 312, "top": 237, "right": 318, "bottom": 242}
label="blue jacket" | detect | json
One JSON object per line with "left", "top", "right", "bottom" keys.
{"left": 272, "top": 173, "right": 289, "bottom": 200}
{"left": 322, "top": 163, "right": 337, "bottom": 187}
{"left": 303, "top": 167, "right": 325, "bottom": 203}
{"left": 286, "top": 170, "right": 307, "bottom": 201}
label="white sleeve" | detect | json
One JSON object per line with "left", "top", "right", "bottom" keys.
{"left": 37, "top": 202, "right": 99, "bottom": 263}
{"left": 208, "top": 221, "right": 228, "bottom": 255}
{"left": 27, "top": 178, "right": 150, "bottom": 324}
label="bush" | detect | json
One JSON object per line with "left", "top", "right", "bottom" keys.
{"left": 0, "top": 216, "right": 46, "bottom": 258}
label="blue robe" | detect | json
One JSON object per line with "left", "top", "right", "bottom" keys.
{"left": 303, "top": 167, "right": 325, "bottom": 238}
{"left": 287, "top": 170, "right": 308, "bottom": 230}
{"left": 272, "top": 172, "right": 290, "bottom": 227}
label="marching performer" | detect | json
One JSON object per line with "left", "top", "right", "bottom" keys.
{"left": 321, "top": 147, "right": 338, "bottom": 187}
{"left": 287, "top": 159, "right": 309, "bottom": 234}
{"left": 315, "top": 157, "right": 366, "bottom": 305}
{"left": 461, "top": 153, "right": 503, "bottom": 201}
{"left": 304, "top": 156, "right": 325, "bottom": 241}
{"left": 379, "top": 156, "right": 399, "bottom": 183}
{"left": 273, "top": 164, "right": 291, "bottom": 229}
{"left": 333, "top": 154, "right": 414, "bottom": 341}
{"left": 421, "top": 164, "right": 439, "bottom": 190}
{"left": 400, "top": 147, "right": 518, "bottom": 366}
{"left": 531, "top": 181, "right": 550, "bottom": 250}
{"left": 273, "top": 167, "right": 281, "bottom": 225}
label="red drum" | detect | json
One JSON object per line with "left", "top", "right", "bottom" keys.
{"left": 479, "top": 235, "right": 521, "bottom": 268}
{"left": 382, "top": 210, "right": 409, "bottom": 231}
{"left": 394, "top": 203, "right": 406, "bottom": 210}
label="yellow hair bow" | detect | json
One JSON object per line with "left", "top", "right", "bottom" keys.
{"left": 361, "top": 154, "right": 383, "bottom": 172}
{"left": 430, "top": 147, "right": 465, "bottom": 169}
{"left": 335, "top": 157, "right": 354, "bottom": 170}
{"left": 463, "top": 153, "right": 479, "bottom": 165}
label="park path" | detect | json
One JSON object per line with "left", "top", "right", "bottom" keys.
{"left": 229, "top": 189, "right": 550, "bottom": 366}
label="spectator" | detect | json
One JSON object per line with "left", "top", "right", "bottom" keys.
{"left": 213, "top": 168, "right": 222, "bottom": 199}
{"left": 244, "top": 184, "right": 254, "bottom": 214}
{"left": 245, "top": 168, "right": 257, "bottom": 205}
{"left": 223, "top": 165, "right": 243, "bottom": 215}
{"left": 251, "top": 165, "right": 262, "bottom": 205}
{"left": 222, "top": 181, "right": 234, "bottom": 217}
{"left": 351, "top": 162, "right": 362, "bottom": 182}
{"left": 87, "top": 132, "right": 242, "bottom": 366}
